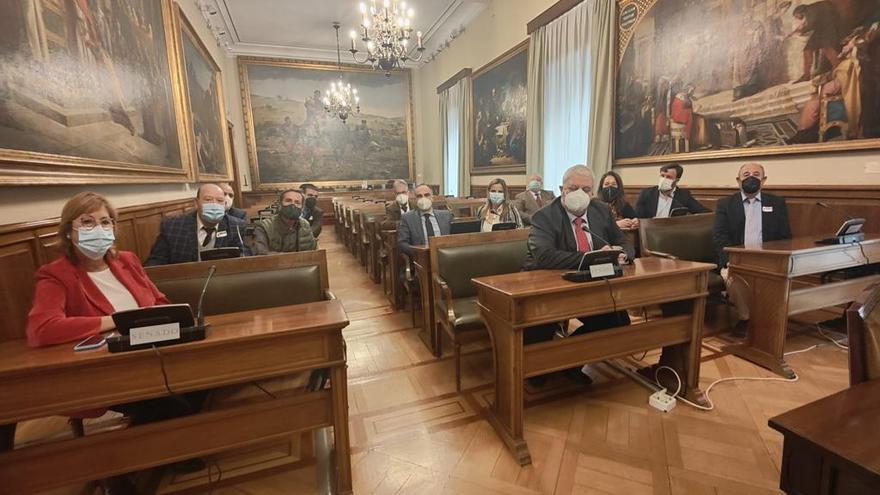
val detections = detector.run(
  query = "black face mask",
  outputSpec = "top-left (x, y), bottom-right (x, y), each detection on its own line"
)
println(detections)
top-left (600, 186), bottom-right (620, 202)
top-left (279, 204), bottom-right (302, 221)
top-left (741, 176), bottom-right (761, 194)
top-left (305, 197), bottom-right (317, 209)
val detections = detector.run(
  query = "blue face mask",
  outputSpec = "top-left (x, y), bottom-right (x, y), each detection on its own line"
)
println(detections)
top-left (77, 227), bottom-right (115, 260)
top-left (488, 192), bottom-right (505, 205)
top-left (201, 202), bottom-right (226, 223)
top-left (528, 181), bottom-right (542, 191)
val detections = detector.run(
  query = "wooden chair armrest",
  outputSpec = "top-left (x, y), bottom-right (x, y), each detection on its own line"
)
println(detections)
top-left (433, 274), bottom-right (456, 326)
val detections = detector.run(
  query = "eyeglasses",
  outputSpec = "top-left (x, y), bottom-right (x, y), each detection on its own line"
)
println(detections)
top-left (76, 217), bottom-right (115, 231)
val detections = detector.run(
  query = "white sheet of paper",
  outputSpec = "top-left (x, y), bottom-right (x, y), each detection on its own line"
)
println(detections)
top-left (129, 322), bottom-right (181, 346)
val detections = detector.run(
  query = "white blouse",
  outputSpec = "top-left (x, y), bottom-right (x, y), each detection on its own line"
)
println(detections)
top-left (87, 268), bottom-right (139, 312)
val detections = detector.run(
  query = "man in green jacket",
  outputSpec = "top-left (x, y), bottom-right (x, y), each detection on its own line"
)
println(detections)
top-left (254, 189), bottom-right (317, 254)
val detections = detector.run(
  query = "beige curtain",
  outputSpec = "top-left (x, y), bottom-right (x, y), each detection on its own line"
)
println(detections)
top-left (526, 35), bottom-right (544, 178)
top-left (439, 77), bottom-right (472, 196)
top-left (526, 0), bottom-right (617, 190)
top-left (585, 0), bottom-right (616, 177)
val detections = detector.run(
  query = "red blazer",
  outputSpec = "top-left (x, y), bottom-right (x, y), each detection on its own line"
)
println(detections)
top-left (27, 251), bottom-right (170, 347)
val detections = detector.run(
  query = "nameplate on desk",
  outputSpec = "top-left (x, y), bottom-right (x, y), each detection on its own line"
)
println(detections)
top-left (589, 263), bottom-right (615, 278)
top-left (129, 322), bottom-right (181, 346)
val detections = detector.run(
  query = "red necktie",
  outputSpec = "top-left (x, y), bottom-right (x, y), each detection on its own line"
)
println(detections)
top-left (574, 217), bottom-right (592, 252)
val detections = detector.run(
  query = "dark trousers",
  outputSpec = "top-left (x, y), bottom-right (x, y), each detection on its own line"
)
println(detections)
top-left (523, 311), bottom-right (631, 345)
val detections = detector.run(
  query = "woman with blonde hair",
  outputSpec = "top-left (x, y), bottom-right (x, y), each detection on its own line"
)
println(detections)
top-left (475, 177), bottom-right (523, 232)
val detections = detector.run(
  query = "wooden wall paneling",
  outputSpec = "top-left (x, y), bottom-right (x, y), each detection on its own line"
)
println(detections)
top-left (0, 232), bottom-right (41, 342)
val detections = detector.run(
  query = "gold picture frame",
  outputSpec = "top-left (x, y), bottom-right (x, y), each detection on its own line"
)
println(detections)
top-left (613, 0), bottom-right (880, 166)
top-left (0, 0), bottom-right (193, 185)
top-left (174, 6), bottom-right (233, 182)
top-left (470, 39), bottom-right (529, 176)
top-left (238, 56), bottom-right (415, 190)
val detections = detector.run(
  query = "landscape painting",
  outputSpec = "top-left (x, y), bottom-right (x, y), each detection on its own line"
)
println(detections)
top-left (615, 0), bottom-right (880, 165)
top-left (0, 0), bottom-right (190, 184)
top-left (178, 8), bottom-right (231, 180)
top-left (471, 41), bottom-right (528, 174)
top-left (239, 57), bottom-right (413, 188)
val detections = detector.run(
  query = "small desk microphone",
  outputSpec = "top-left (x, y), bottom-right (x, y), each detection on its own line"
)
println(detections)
top-left (196, 265), bottom-right (217, 329)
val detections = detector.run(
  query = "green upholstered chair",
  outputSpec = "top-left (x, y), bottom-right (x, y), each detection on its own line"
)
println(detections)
top-left (431, 229), bottom-right (530, 391)
top-left (638, 213), bottom-right (723, 295)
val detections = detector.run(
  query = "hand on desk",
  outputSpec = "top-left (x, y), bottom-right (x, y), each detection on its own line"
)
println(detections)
top-left (601, 244), bottom-right (629, 264)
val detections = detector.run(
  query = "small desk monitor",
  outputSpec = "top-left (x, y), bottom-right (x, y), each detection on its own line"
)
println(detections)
top-left (491, 222), bottom-right (517, 231)
top-left (200, 247), bottom-right (241, 261)
top-left (450, 220), bottom-right (481, 235)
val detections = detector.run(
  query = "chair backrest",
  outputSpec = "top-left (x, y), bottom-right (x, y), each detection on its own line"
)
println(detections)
top-left (431, 229), bottom-right (530, 299)
top-left (639, 213), bottom-right (716, 263)
top-left (146, 251), bottom-right (329, 317)
top-left (846, 283), bottom-right (880, 386)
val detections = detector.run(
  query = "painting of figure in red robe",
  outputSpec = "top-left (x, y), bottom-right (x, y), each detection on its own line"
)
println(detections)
top-left (615, 0), bottom-right (880, 165)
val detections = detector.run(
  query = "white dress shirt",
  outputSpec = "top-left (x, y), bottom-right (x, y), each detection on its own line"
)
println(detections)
top-left (655, 188), bottom-right (676, 218)
top-left (88, 268), bottom-right (139, 312)
top-left (565, 210), bottom-right (593, 251)
top-left (196, 216), bottom-right (217, 251)
top-left (742, 191), bottom-right (763, 247)
top-left (420, 210), bottom-right (442, 244)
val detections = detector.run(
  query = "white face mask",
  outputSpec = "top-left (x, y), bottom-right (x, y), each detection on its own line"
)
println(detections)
top-left (416, 197), bottom-right (432, 211)
top-left (224, 195), bottom-right (233, 210)
top-left (563, 188), bottom-right (590, 216)
top-left (396, 193), bottom-right (409, 205)
top-left (658, 176), bottom-right (675, 192)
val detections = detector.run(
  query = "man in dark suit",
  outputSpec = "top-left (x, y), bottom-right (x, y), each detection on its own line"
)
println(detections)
top-left (384, 179), bottom-right (417, 229)
top-left (714, 162), bottom-right (791, 336)
top-left (635, 163), bottom-right (710, 218)
top-left (397, 183), bottom-right (453, 256)
top-left (513, 174), bottom-right (555, 226)
top-left (219, 182), bottom-right (247, 220)
top-left (300, 183), bottom-right (323, 238)
top-left (145, 184), bottom-right (251, 266)
top-left (523, 164), bottom-right (632, 386)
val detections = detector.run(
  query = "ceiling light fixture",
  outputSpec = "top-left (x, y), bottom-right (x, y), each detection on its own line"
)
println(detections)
top-left (324, 22), bottom-right (360, 123)
top-left (348, 0), bottom-right (425, 76)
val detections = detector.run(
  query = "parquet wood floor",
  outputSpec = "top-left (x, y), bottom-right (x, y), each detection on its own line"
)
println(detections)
top-left (37, 231), bottom-right (850, 494)
top-left (215, 231), bottom-right (850, 495)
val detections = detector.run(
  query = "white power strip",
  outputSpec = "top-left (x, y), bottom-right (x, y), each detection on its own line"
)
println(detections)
top-left (649, 389), bottom-right (677, 412)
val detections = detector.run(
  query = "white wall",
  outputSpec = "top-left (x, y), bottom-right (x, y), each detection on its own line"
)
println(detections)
top-left (412, 0), bottom-right (556, 189)
top-left (0, 0), bottom-right (250, 225)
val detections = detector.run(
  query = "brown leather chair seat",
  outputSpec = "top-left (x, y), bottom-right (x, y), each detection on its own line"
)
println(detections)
top-left (708, 271), bottom-right (724, 294)
top-left (436, 296), bottom-right (482, 332)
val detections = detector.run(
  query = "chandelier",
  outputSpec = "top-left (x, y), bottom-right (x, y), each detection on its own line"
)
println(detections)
top-left (324, 22), bottom-right (360, 123)
top-left (349, 0), bottom-right (425, 75)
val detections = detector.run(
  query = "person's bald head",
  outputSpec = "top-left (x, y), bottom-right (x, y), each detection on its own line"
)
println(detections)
top-left (738, 162), bottom-right (765, 178)
top-left (196, 183), bottom-right (224, 202)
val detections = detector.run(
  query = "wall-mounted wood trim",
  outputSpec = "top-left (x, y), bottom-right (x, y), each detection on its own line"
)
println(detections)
top-left (527, 0), bottom-right (584, 34)
top-left (437, 68), bottom-right (472, 94)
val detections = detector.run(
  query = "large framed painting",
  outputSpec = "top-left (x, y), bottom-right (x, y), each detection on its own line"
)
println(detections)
top-left (0, 0), bottom-right (192, 184)
top-left (615, 0), bottom-right (880, 165)
top-left (175, 6), bottom-right (232, 181)
top-left (238, 57), bottom-right (414, 189)
top-left (471, 40), bottom-right (528, 175)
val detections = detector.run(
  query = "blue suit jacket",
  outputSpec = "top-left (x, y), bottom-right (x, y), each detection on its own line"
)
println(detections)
top-left (397, 209), bottom-right (453, 256)
top-left (145, 210), bottom-right (250, 266)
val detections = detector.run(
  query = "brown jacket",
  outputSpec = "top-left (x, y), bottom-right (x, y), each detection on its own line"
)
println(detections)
top-left (382, 199), bottom-right (417, 229)
top-left (513, 190), bottom-right (555, 226)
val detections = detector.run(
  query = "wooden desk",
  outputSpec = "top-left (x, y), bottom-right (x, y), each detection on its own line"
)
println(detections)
top-left (474, 258), bottom-right (714, 465)
top-left (411, 245), bottom-right (440, 356)
top-left (0, 301), bottom-right (352, 494)
top-left (769, 379), bottom-right (880, 495)
top-left (724, 235), bottom-right (880, 378)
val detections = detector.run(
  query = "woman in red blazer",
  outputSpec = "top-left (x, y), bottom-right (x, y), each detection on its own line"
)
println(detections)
top-left (27, 192), bottom-right (170, 347)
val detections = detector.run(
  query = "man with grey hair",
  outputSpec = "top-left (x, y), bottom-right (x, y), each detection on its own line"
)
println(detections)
top-left (513, 173), bottom-right (555, 225)
top-left (522, 164), bottom-right (633, 386)
top-left (713, 162), bottom-right (791, 337)
top-left (384, 179), bottom-right (417, 229)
